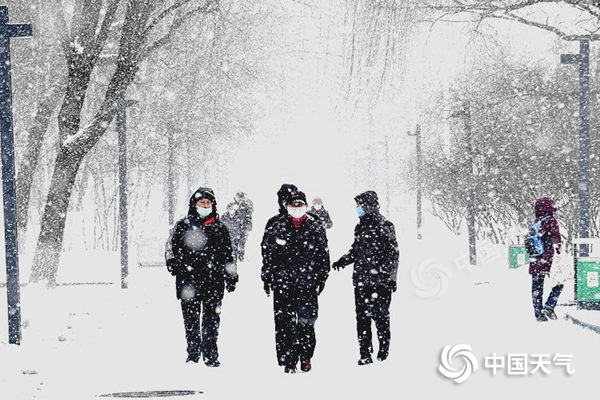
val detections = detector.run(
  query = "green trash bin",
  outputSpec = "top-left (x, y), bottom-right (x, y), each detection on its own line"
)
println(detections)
top-left (576, 260), bottom-right (600, 304)
top-left (508, 245), bottom-right (529, 269)
top-left (573, 238), bottom-right (600, 310)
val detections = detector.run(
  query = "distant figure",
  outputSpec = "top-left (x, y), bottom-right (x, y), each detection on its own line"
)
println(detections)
top-left (332, 190), bottom-right (399, 366)
top-left (527, 197), bottom-right (563, 322)
top-left (223, 192), bottom-right (254, 262)
top-left (165, 187), bottom-right (238, 366)
top-left (309, 197), bottom-right (333, 230)
top-left (261, 190), bottom-right (330, 373)
top-left (221, 202), bottom-right (244, 262)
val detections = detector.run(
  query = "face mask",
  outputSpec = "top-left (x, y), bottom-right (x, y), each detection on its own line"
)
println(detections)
top-left (196, 206), bottom-right (212, 217)
top-left (288, 206), bottom-right (307, 219)
top-left (356, 206), bottom-right (366, 217)
top-left (313, 204), bottom-right (322, 210)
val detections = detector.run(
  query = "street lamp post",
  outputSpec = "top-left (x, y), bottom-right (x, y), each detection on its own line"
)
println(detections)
top-left (561, 39), bottom-right (590, 256)
top-left (407, 125), bottom-right (423, 239)
top-left (117, 99), bottom-right (137, 289)
top-left (167, 126), bottom-right (175, 226)
top-left (451, 103), bottom-right (477, 266)
top-left (0, 7), bottom-right (32, 345)
top-left (384, 135), bottom-right (390, 217)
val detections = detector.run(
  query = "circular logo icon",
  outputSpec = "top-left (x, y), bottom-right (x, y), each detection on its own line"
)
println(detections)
top-left (439, 344), bottom-right (478, 383)
top-left (411, 257), bottom-right (453, 298)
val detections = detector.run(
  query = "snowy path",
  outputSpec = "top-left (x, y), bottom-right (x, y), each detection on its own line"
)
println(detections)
top-left (2, 226), bottom-right (600, 399)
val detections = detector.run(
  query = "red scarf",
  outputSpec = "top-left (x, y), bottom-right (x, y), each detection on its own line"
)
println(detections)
top-left (202, 216), bottom-right (216, 226)
top-left (290, 214), bottom-right (307, 228)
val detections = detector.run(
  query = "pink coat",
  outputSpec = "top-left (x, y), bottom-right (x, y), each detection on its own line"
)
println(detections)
top-left (529, 197), bottom-right (562, 275)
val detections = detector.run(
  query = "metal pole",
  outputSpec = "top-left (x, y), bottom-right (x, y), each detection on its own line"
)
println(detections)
top-left (561, 39), bottom-right (590, 256)
top-left (117, 99), bottom-right (136, 289)
top-left (415, 125), bottom-right (422, 239)
top-left (384, 135), bottom-right (390, 216)
top-left (167, 127), bottom-right (175, 226)
top-left (464, 103), bottom-right (477, 266)
top-left (578, 40), bottom-right (590, 244)
top-left (408, 125), bottom-right (423, 240)
top-left (0, 7), bottom-right (32, 345)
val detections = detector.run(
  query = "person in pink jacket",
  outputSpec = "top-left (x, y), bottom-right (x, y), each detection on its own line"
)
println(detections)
top-left (528, 197), bottom-right (563, 322)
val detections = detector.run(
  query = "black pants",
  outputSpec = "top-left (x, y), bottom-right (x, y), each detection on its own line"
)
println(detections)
top-left (180, 288), bottom-right (223, 362)
top-left (354, 285), bottom-right (392, 358)
top-left (237, 233), bottom-right (248, 261)
top-left (272, 287), bottom-right (319, 366)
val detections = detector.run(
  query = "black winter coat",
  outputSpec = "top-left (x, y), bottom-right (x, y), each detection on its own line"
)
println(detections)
top-left (336, 212), bottom-right (399, 287)
top-left (166, 212), bottom-right (236, 299)
top-left (261, 214), bottom-right (330, 291)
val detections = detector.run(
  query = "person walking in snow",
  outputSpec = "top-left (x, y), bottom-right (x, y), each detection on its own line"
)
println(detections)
top-left (165, 187), bottom-right (238, 366)
top-left (220, 202), bottom-right (244, 262)
top-left (261, 190), bottom-right (330, 373)
top-left (261, 183), bottom-right (299, 297)
top-left (527, 197), bottom-right (563, 322)
top-left (222, 192), bottom-right (254, 262)
top-left (309, 197), bottom-right (333, 230)
top-left (332, 190), bottom-right (399, 365)
top-left (233, 192), bottom-right (253, 261)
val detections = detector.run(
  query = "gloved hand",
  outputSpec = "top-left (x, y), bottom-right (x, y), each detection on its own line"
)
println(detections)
top-left (166, 259), bottom-right (182, 276)
top-left (263, 281), bottom-right (271, 297)
top-left (317, 282), bottom-right (325, 295)
top-left (388, 280), bottom-right (397, 293)
top-left (332, 260), bottom-right (344, 271)
top-left (226, 281), bottom-right (236, 293)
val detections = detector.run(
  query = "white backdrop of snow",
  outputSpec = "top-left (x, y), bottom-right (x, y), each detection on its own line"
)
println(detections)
top-left (1, 201), bottom-right (599, 400)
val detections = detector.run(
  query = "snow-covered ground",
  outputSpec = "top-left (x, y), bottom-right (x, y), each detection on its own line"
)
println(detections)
top-left (1, 209), bottom-right (599, 400)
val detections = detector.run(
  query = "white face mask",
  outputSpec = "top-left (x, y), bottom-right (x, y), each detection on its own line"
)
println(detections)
top-left (287, 206), bottom-right (307, 219)
top-left (196, 206), bottom-right (212, 217)
top-left (313, 204), bottom-right (322, 210)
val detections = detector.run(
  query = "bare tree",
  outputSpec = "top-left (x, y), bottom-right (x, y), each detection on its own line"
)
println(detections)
top-left (420, 0), bottom-right (600, 40)
top-left (418, 51), bottom-right (600, 244)
top-left (29, 0), bottom-right (221, 285)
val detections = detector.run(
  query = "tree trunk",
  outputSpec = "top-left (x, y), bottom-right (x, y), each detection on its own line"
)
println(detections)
top-left (16, 80), bottom-right (64, 238)
top-left (29, 148), bottom-right (84, 286)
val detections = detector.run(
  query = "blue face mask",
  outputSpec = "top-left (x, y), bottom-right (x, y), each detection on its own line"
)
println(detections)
top-left (196, 207), bottom-right (212, 217)
top-left (356, 206), bottom-right (365, 217)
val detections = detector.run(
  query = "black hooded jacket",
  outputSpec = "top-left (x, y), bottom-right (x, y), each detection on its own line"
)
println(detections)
top-left (261, 213), bottom-right (330, 292)
top-left (335, 191), bottom-right (399, 287)
top-left (165, 187), bottom-right (237, 299)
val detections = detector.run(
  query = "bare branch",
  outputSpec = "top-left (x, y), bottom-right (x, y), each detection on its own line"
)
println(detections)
top-left (94, 0), bottom-right (121, 54)
top-left (142, 5), bottom-right (210, 58)
top-left (495, 11), bottom-right (600, 40)
top-left (144, 0), bottom-right (201, 36)
top-left (420, 0), bottom-right (600, 40)
top-left (142, 3), bottom-right (216, 57)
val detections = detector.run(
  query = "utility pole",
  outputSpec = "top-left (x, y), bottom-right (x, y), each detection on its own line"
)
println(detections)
top-left (384, 135), bottom-right (390, 217)
top-left (451, 103), bottom-right (477, 266)
top-left (117, 99), bottom-right (136, 289)
top-left (0, 7), bottom-right (32, 345)
top-left (167, 126), bottom-right (175, 226)
top-left (407, 125), bottom-right (423, 239)
top-left (561, 39), bottom-right (590, 256)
